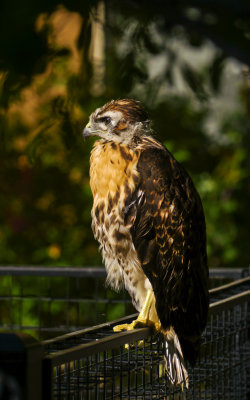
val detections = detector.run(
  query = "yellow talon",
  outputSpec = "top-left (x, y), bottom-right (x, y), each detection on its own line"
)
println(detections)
top-left (113, 289), bottom-right (161, 334)
top-left (113, 321), bottom-right (137, 332)
top-left (113, 288), bottom-right (161, 353)
top-left (113, 318), bottom-right (161, 333)
top-left (113, 319), bottom-right (157, 333)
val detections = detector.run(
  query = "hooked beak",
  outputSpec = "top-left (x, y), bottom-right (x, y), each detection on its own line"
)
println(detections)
top-left (82, 121), bottom-right (104, 139)
top-left (82, 121), bottom-right (93, 138)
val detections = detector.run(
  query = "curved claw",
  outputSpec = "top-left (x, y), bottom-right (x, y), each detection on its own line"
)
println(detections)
top-left (113, 320), bottom-right (137, 332)
top-left (113, 316), bottom-right (161, 351)
top-left (113, 318), bottom-right (161, 333)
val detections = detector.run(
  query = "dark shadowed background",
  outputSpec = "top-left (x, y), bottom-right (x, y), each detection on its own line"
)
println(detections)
top-left (0, 0), bottom-right (250, 270)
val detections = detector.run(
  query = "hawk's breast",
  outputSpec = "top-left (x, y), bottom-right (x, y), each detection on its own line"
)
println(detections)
top-left (89, 140), bottom-right (146, 307)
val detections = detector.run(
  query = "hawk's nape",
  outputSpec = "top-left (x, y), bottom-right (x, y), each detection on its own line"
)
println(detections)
top-left (83, 98), bottom-right (209, 389)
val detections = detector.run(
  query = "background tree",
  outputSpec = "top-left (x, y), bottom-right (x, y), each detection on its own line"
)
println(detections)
top-left (0, 0), bottom-right (249, 269)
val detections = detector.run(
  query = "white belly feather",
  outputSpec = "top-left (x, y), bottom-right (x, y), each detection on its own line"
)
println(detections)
top-left (90, 140), bottom-right (149, 311)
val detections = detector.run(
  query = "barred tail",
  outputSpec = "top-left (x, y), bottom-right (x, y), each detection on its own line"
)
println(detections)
top-left (163, 329), bottom-right (189, 390)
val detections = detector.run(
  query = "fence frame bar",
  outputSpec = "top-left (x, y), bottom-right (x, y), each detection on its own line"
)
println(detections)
top-left (43, 287), bottom-right (250, 366)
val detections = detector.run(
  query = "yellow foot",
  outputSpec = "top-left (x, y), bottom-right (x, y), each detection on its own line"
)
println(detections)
top-left (113, 318), bottom-right (161, 333)
top-left (113, 320), bottom-right (138, 332)
top-left (113, 317), bottom-right (161, 350)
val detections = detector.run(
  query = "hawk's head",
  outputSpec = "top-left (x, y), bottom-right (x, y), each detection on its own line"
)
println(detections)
top-left (83, 99), bottom-right (150, 145)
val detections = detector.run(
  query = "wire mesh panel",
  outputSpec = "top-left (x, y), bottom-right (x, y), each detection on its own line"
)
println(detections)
top-left (0, 267), bottom-right (133, 339)
top-left (43, 278), bottom-right (250, 400)
top-left (52, 339), bottom-right (163, 399)
top-left (193, 294), bottom-right (250, 400)
top-left (0, 266), bottom-right (247, 340)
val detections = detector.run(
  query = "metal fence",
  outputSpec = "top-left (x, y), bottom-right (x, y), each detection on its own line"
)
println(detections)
top-left (0, 265), bottom-right (247, 340)
top-left (41, 276), bottom-right (250, 400)
top-left (0, 267), bottom-right (250, 399)
top-left (0, 266), bottom-right (133, 339)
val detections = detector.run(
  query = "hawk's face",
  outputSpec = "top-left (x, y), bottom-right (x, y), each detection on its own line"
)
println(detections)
top-left (83, 99), bottom-right (150, 145)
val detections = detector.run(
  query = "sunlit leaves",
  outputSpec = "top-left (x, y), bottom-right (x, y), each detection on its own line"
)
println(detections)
top-left (0, 1), bottom-right (250, 272)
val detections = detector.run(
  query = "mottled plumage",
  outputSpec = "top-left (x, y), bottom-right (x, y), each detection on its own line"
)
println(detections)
top-left (83, 99), bottom-right (209, 388)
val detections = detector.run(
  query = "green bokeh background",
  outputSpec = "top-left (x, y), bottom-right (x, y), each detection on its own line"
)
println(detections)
top-left (1, 0), bottom-right (250, 270)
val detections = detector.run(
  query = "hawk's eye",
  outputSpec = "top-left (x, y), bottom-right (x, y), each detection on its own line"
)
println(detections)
top-left (97, 116), bottom-right (111, 124)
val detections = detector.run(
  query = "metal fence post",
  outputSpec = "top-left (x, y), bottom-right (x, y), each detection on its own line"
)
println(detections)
top-left (0, 332), bottom-right (43, 400)
top-left (42, 357), bottom-right (52, 400)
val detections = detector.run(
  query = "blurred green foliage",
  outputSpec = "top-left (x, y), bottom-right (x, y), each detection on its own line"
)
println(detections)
top-left (0, 273), bottom-right (135, 339)
top-left (0, 0), bottom-right (250, 273)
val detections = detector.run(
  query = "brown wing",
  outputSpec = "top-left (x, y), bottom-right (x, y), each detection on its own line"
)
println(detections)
top-left (125, 145), bottom-right (209, 365)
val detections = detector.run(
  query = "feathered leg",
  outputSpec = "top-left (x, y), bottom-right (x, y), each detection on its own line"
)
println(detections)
top-left (163, 327), bottom-right (189, 390)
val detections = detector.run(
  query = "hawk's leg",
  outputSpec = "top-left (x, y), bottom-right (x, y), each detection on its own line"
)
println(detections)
top-left (113, 289), bottom-right (161, 333)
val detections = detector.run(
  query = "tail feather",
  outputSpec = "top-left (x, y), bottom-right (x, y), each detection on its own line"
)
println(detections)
top-left (163, 330), bottom-right (189, 390)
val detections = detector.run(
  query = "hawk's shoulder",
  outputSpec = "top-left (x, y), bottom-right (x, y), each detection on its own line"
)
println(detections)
top-left (137, 139), bottom-right (196, 203)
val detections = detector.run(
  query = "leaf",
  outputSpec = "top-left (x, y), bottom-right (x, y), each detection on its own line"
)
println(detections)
top-left (209, 52), bottom-right (226, 93)
top-left (143, 30), bottom-right (162, 55)
top-left (181, 62), bottom-right (208, 101)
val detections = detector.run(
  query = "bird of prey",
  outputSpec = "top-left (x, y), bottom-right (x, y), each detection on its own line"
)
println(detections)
top-left (83, 99), bottom-right (209, 388)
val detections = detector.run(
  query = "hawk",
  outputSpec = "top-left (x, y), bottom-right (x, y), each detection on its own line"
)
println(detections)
top-left (83, 99), bottom-right (209, 388)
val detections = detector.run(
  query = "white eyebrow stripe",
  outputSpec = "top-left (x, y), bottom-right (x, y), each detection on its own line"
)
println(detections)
top-left (100, 110), bottom-right (123, 126)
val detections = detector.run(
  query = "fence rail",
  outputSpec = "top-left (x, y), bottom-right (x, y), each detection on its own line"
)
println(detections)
top-left (0, 265), bottom-right (247, 278)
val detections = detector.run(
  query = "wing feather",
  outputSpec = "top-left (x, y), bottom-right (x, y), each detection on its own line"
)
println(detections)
top-left (125, 144), bottom-right (209, 365)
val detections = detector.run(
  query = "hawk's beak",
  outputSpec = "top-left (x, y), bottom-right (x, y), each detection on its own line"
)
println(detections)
top-left (82, 121), bottom-right (93, 138)
top-left (82, 121), bottom-right (103, 138)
